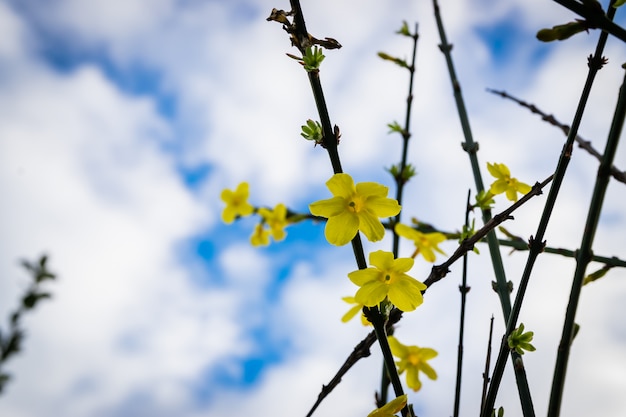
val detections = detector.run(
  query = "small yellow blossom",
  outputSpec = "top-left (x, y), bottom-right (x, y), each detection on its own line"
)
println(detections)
top-left (348, 250), bottom-right (426, 312)
top-left (341, 296), bottom-right (371, 326)
top-left (258, 203), bottom-right (289, 241)
top-left (221, 182), bottom-right (254, 224)
top-left (388, 336), bottom-right (438, 392)
top-left (367, 394), bottom-right (408, 417)
top-left (487, 162), bottom-right (532, 202)
top-left (250, 223), bottom-right (270, 247)
top-left (309, 173), bottom-right (401, 246)
top-left (395, 223), bottom-right (446, 263)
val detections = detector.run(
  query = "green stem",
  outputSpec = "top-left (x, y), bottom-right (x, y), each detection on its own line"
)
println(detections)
top-left (432, 0), bottom-right (534, 414)
top-left (286, 2), bottom-right (408, 415)
top-left (548, 64), bottom-right (626, 417)
top-left (481, 7), bottom-right (615, 415)
top-left (392, 23), bottom-right (420, 257)
top-left (367, 307), bottom-right (414, 417)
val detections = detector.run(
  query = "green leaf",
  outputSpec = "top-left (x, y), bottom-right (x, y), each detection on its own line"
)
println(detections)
top-left (302, 46), bottom-right (325, 72)
top-left (396, 21), bottom-right (412, 37)
top-left (300, 119), bottom-right (323, 144)
top-left (614, 0), bottom-right (626, 7)
top-left (377, 52), bottom-right (410, 69)
top-left (508, 323), bottom-right (536, 355)
top-left (583, 265), bottom-right (612, 285)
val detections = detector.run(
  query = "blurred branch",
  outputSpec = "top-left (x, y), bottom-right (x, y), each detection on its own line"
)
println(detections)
top-left (0, 255), bottom-right (56, 395)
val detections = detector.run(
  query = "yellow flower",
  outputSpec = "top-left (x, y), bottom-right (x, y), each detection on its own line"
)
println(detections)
top-left (258, 203), bottom-right (288, 241)
top-left (487, 162), bottom-right (531, 202)
top-left (309, 173), bottom-right (401, 246)
top-left (388, 336), bottom-right (438, 392)
top-left (221, 182), bottom-right (254, 224)
top-left (341, 296), bottom-right (371, 326)
top-left (348, 250), bottom-right (426, 312)
top-left (367, 394), bottom-right (408, 417)
top-left (395, 223), bottom-right (446, 263)
top-left (250, 223), bottom-right (270, 246)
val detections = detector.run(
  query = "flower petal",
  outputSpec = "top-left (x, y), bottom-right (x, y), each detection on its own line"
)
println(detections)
top-left (388, 336), bottom-right (408, 358)
top-left (356, 181), bottom-right (388, 198)
top-left (355, 281), bottom-right (388, 307)
top-left (325, 211), bottom-right (359, 246)
top-left (406, 367), bottom-right (423, 391)
top-left (341, 304), bottom-right (362, 323)
top-left (366, 196), bottom-right (401, 217)
top-left (419, 347), bottom-right (439, 360)
top-left (516, 181), bottom-right (532, 194)
top-left (369, 250), bottom-right (395, 270)
top-left (348, 268), bottom-right (381, 286)
top-left (391, 257), bottom-right (414, 273)
top-left (221, 206), bottom-right (236, 224)
top-left (326, 173), bottom-right (355, 198)
top-left (309, 196), bottom-right (346, 218)
top-left (420, 361), bottom-right (438, 380)
top-left (387, 276), bottom-right (425, 311)
top-left (358, 210), bottom-right (386, 242)
top-left (395, 223), bottom-right (419, 240)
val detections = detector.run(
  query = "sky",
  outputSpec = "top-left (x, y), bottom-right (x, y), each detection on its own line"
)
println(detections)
top-left (0, 1), bottom-right (625, 417)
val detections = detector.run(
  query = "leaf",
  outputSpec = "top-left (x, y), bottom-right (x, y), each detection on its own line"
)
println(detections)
top-left (396, 21), bottom-right (412, 37)
top-left (583, 265), bottom-right (612, 285)
top-left (377, 52), bottom-right (410, 69)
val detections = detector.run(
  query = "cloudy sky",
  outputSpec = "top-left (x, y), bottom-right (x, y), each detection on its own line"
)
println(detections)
top-left (1, 1), bottom-right (625, 416)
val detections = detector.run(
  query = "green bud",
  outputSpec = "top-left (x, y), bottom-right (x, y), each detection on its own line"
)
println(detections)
top-left (300, 119), bottom-right (323, 144)
top-left (508, 323), bottom-right (537, 355)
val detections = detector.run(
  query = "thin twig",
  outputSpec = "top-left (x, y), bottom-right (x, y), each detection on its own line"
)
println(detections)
top-left (487, 88), bottom-right (626, 185)
top-left (423, 174), bottom-right (553, 288)
top-left (479, 316), bottom-right (495, 417)
top-left (305, 309), bottom-right (403, 417)
top-left (392, 22), bottom-right (420, 258)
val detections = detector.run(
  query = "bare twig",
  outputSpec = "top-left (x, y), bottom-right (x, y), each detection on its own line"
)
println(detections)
top-left (487, 88), bottom-right (626, 185)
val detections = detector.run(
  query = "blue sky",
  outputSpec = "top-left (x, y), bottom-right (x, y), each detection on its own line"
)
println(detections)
top-left (1, 1), bottom-right (625, 416)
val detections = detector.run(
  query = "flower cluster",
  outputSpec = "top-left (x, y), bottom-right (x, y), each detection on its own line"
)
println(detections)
top-left (220, 183), bottom-right (290, 246)
top-left (223, 172), bottom-right (441, 395)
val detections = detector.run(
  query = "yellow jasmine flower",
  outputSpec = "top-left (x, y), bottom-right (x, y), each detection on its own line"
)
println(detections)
top-left (341, 296), bottom-right (371, 326)
top-left (309, 173), bottom-right (401, 246)
top-left (388, 336), bottom-right (438, 392)
top-left (221, 182), bottom-right (254, 224)
top-left (487, 162), bottom-right (532, 202)
top-left (258, 203), bottom-right (289, 241)
top-left (348, 250), bottom-right (426, 312)
top-left (250, 223), bottom-right (270, 247)
top-left (367, 394), bottom-right (408, 417)
top-left (395, 223), bottom-right (446, 263)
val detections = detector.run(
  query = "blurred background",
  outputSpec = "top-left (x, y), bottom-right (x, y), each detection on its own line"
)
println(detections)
top-left (1, 0), bottom-right (625, 416)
